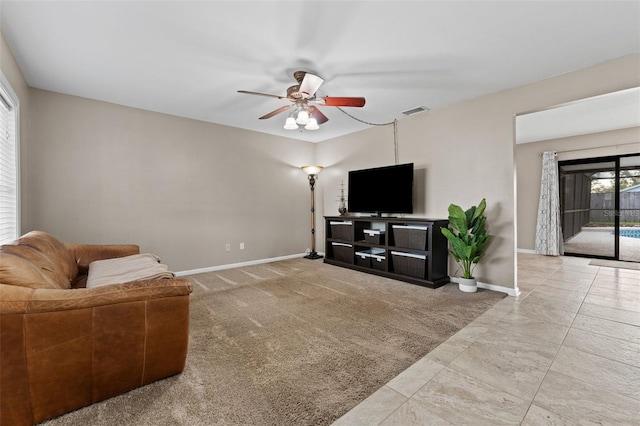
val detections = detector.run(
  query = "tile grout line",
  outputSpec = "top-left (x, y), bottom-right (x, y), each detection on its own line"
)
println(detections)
top-left (521, 259), bottom-right (599, 424)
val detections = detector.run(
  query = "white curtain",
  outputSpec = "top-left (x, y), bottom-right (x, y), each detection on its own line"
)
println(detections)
top-left (535, 151), bottom-right (564, 255)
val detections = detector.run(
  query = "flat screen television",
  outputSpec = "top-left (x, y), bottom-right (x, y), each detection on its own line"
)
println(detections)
top-left (347, 163), bottom-right (414, 216)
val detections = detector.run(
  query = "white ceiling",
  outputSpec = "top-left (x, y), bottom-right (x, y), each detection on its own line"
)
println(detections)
top-left (516, 87), bottom-right (640, 144)
top-left (1, 1), bottom-right (639, 143)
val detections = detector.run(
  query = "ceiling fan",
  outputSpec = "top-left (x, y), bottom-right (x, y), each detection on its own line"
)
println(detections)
top-left (238, 71), bottom-right (366, 130)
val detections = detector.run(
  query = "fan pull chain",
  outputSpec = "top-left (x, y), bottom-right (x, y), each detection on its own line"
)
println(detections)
top-left (336, 107), bottom-right (400, 164)
top-left (335, 106), bottom-right (395, 126)
top-left (393, 119), bottom-right (399, 165)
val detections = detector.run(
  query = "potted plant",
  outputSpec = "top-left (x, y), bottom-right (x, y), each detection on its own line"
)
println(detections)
top-left (441, 198), bottom-right (492, 292)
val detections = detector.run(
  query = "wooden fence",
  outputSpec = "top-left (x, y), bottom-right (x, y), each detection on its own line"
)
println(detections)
top-left (590, 192), bottom-right (640, 224)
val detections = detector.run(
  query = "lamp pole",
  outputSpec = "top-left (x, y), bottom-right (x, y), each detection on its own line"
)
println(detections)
top-left (301, 166), bottom-right (323, 259)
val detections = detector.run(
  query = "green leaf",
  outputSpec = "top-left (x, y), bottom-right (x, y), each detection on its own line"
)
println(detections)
top-left (441, 227), bottom-right (456, 243)
top-left (472, 198), bottom-right (487, 221)
top-left (471, 215), bottom-right (486, 234)
top-left (447, 204), bottom-right (468, 235)
top-left (465, 206), bottom-right (476, 227)
top-left (448, 249), bottom-right (461, 262)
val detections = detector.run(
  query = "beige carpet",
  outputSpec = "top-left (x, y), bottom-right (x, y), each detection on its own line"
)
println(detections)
top-left (43, 258), bottom-right (505, 426)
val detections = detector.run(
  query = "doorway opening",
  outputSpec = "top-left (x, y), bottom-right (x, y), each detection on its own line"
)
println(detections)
top-left (559, 154), bottom-right (640, 262)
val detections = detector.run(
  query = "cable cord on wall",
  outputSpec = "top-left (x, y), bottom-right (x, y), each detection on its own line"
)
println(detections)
top-left (393, 119), bottom-right (399, 164)
top-left (335, 107), bottom-right (400, 164)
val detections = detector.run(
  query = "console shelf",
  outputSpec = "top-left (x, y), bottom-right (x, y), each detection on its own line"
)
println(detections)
top-left (324, 216), bottom-right (449, 288)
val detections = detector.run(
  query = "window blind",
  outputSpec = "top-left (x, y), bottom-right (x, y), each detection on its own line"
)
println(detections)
top-left (0, 86), bottom-right (17, 244)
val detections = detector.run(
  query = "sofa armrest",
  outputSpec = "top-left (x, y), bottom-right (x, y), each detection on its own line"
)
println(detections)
top-left (64, 244), bottom-right (140, 275)
top-left (1, 279), bottom-right (192, 425)
top-left (1, 278), bottom-right (192, 315)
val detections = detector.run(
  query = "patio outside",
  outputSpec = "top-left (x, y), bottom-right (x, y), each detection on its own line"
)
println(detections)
top-left (563, 165), bottom-right (640, 262)
top-left (563, 226), bottom-right (640, 261)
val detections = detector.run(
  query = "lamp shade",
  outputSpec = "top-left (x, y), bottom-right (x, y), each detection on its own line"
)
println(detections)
top-left (304, 118), bottom-right (319, 130)
top-left (284, 116), bottom-right (298, 129)
top-left (301, 165), bottom-right (323, 175)
top-left (296, 110), bottom-right (310, 125)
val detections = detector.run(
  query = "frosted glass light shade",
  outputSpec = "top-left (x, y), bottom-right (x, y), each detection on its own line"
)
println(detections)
top-left (301, 165), bottom-right (323, 175)
top-left (296, 110), bottom-right (310, 125)
top-left (305, 118), bottom-right (319, 130)
top-left (284, 116), bottom-right (298, 129)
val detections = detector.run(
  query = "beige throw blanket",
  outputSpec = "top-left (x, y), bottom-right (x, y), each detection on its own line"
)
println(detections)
top-left (86, 253), bottom-right (175, 288)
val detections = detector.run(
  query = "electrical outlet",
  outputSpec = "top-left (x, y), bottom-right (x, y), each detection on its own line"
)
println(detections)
top-left (225, 243), bottom-right (231, 252)
top-left (240, 242), bottom-right (245, 250)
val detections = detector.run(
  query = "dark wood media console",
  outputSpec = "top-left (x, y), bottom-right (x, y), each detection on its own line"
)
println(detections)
top-left (324, 216), bottom-right (450, 288)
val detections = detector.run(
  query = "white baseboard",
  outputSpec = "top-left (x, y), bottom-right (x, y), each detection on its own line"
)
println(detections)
top-left (517, 248), bottom-right (537, 254)
top-left (177, 255), bottom-right (520, 297)
top-left (175, 252), bottom-right (322, 276)
top-left (449, 277), bottom-right (520, 297)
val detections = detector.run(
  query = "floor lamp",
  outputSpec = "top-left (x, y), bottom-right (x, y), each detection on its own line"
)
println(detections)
top-left (301, 165), bottom-right (323, 260)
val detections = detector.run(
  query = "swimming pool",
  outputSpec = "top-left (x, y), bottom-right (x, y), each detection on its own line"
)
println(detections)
top-left (618, 229), bottom-right (640, 239)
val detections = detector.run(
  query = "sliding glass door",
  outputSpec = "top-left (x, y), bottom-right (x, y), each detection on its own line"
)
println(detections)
top-left (619, 155), bottom-right (640, 262)
top-left (560, 159), bottom-right (616, 258)
top-left (559, 154), bottom-right (640, 262)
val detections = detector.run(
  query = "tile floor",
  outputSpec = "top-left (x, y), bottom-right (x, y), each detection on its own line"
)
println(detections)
top-left (563, 227), bottom-right (640, 261)
top-left (332, 253), bottom-right (640, 425)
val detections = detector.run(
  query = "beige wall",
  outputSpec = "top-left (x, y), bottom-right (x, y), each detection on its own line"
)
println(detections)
top-left (317, 94), bottom-right (517, 288)
top-left (27, 89), bottom-right (315, 271)
top-left (318, 54), bottom-right (640, 290)
top-left (516, 128), bottom-right (640, 251)
top-left (3, 22), bottom-right (639, 285)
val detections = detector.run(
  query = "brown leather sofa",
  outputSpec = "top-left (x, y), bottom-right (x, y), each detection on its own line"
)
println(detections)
top-left (0, 231), bottom-right (193, 425)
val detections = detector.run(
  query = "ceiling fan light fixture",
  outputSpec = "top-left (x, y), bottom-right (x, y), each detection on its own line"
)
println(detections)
top-left (238, 70), bottom-right (366, 132)
top-left (284, 116), bottom-right (298, 130)
top-left (305, 118), bottom-right (319, 130)
top-left (296, 109), bottom-right (310, 125)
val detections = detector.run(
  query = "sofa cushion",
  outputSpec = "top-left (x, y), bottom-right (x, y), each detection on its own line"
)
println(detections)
top-left (18, 231), bottom-right (78, 280)
top-left (0, 231), bottom-right (78, 289)
top-left (0, 251), bottom-right (61, 289)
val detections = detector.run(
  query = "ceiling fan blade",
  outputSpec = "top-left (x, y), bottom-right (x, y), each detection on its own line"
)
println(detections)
top-left (308, 106), bottom-right (329, 124)
top-left (299, 73), bottom-right (324, 98)
top-left (321, 96), bottom-right (366, 107)
top-left (238, 90), bottom-right (287, 100)
top-left (258, 104), bottom-right (293, 120)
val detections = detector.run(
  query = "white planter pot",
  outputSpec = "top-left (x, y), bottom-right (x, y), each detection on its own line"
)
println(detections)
top-left (458, 277), bottom-right (478, 293)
